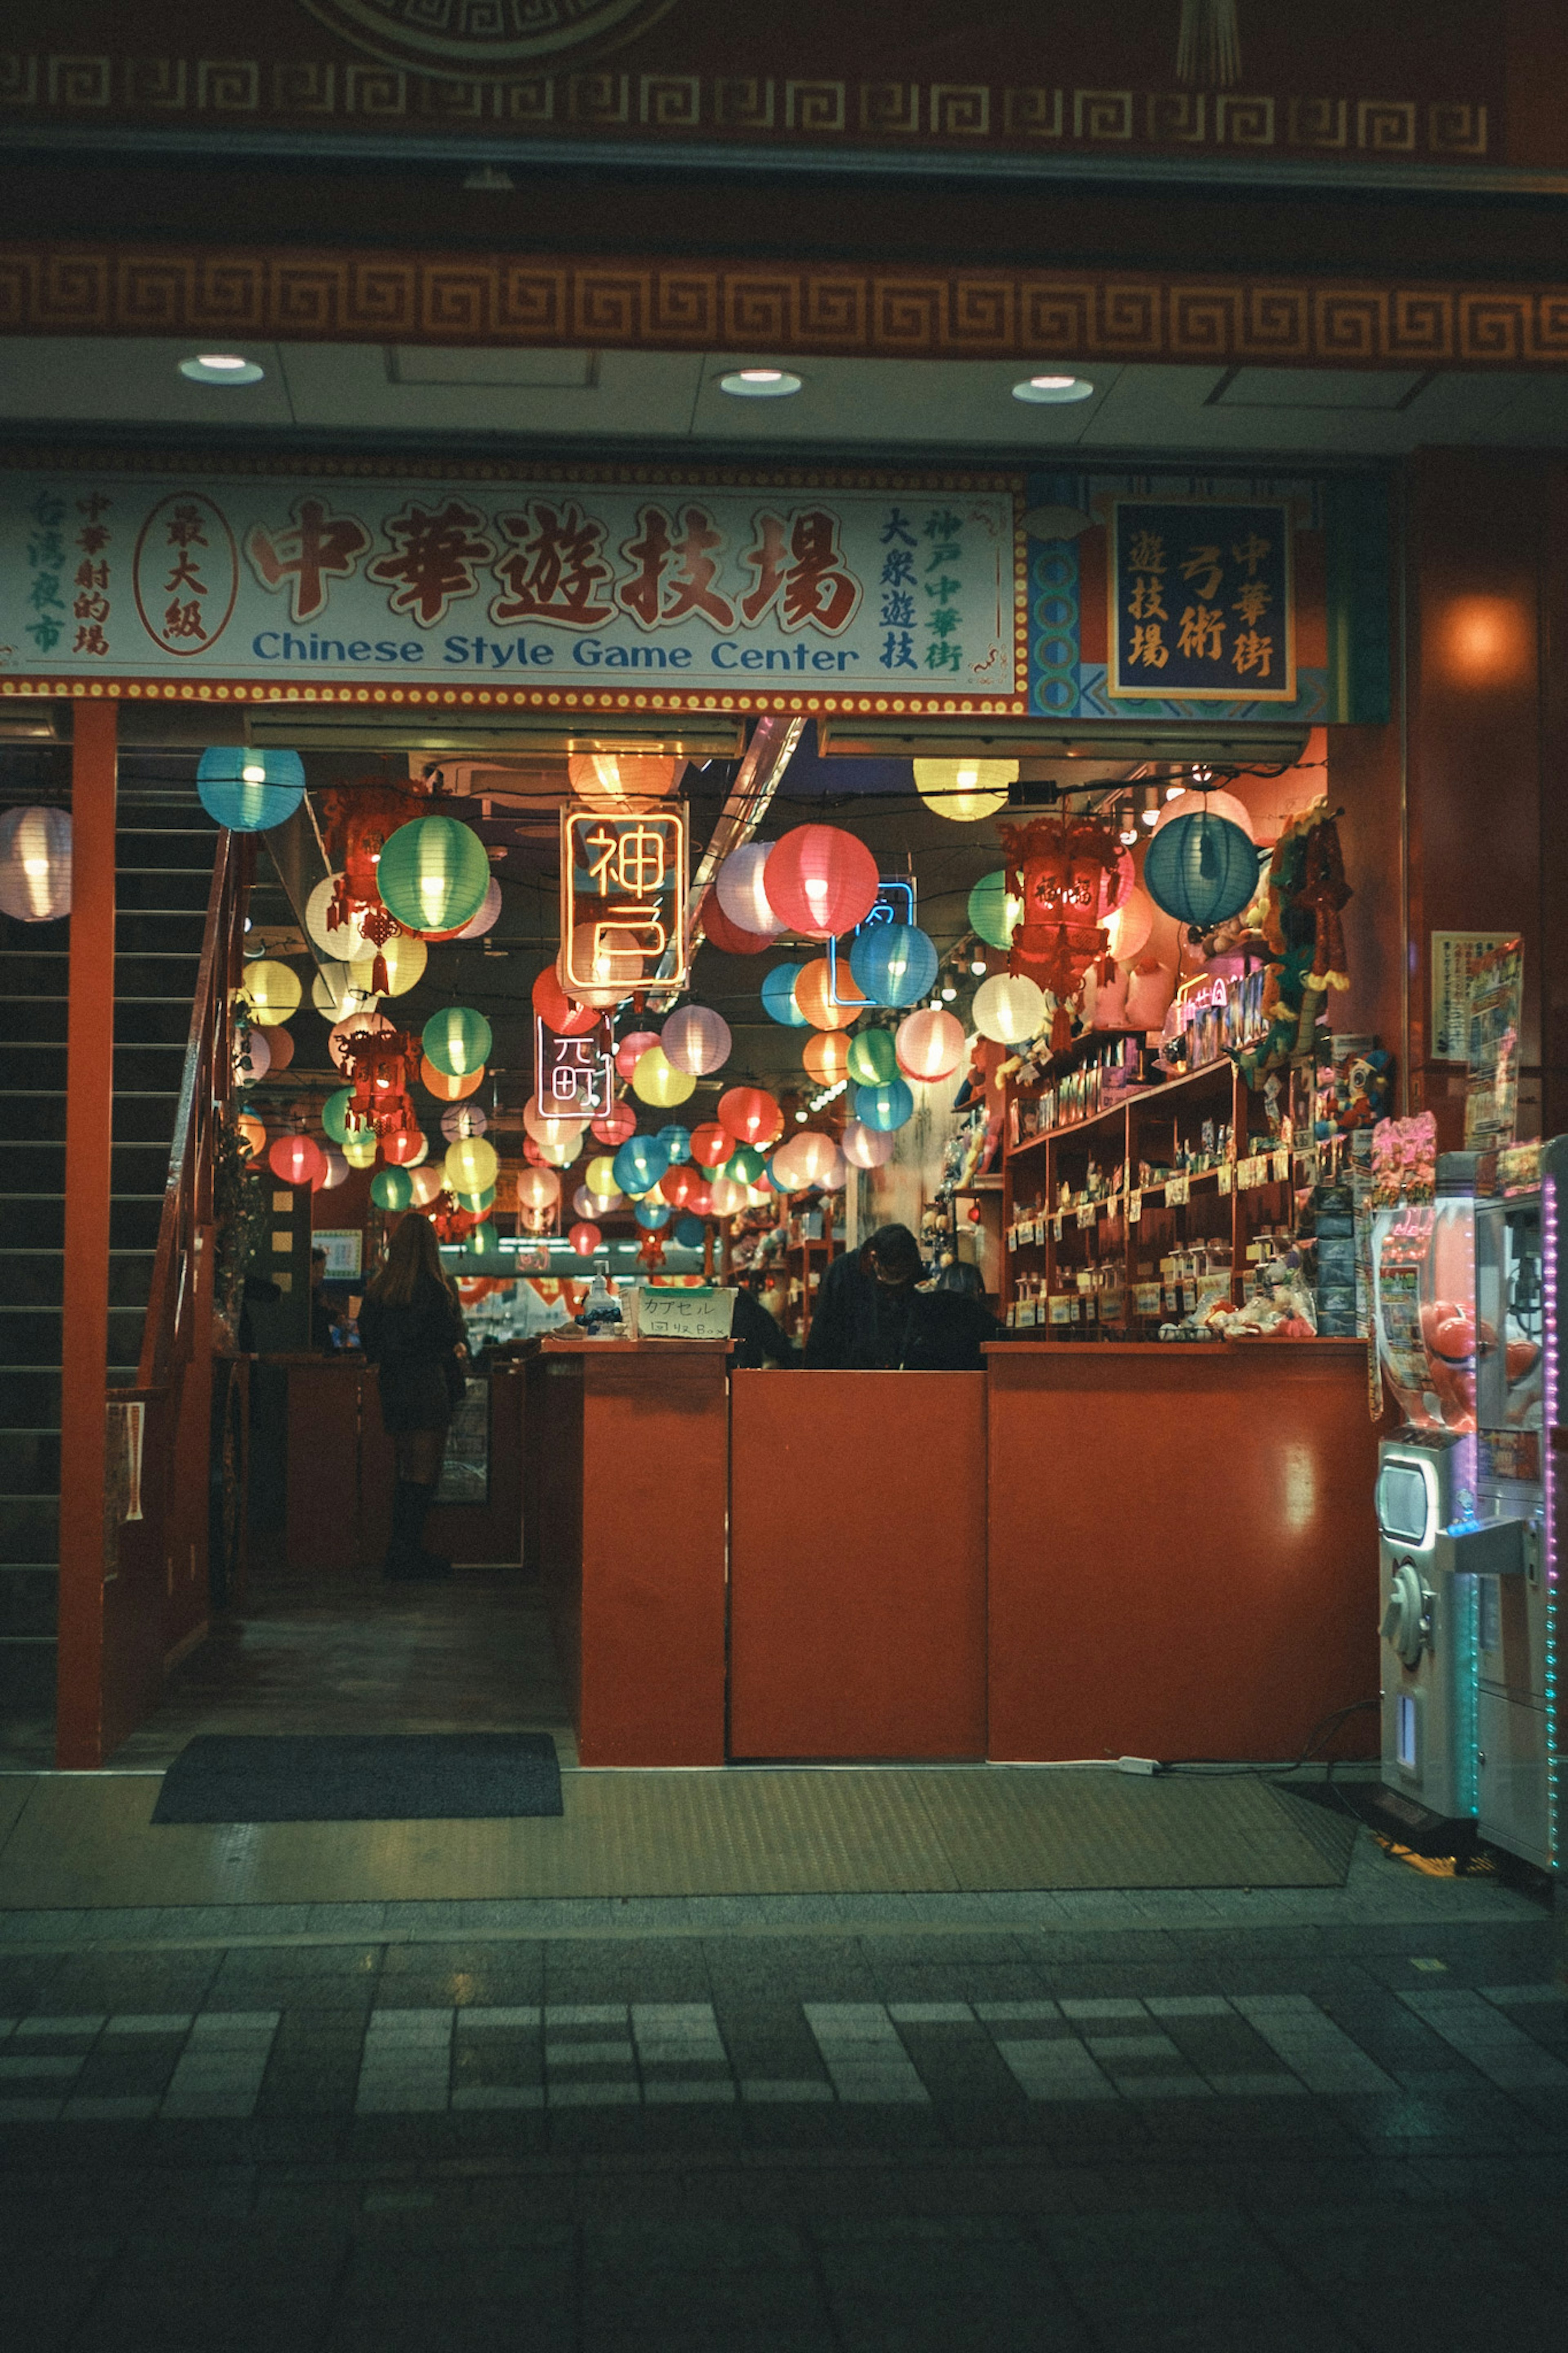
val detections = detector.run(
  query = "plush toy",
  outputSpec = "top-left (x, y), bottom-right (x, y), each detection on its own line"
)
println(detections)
top-left (1335, 1047), bottom-right (1392, 1132)
top-left (1235, 800), bottom-right (1352, 1085)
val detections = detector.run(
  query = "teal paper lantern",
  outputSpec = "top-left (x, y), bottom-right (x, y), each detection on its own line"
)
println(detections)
top-left (1143, 810), bottom-right (1260, 931)
top-left (854, 1077), bottom-right (915, 1133)
top-left (967, 870), bottom-right (1018, 952)
top-left (725, 1146), bottom-right (766, 1186)
top-left (422, 1005), bottom-right (492, 1078)
top-left (762, 964), bottom-right (810, 1028)
top-left (846, 1028), bottom-right (898, 1087)
top-left (370, 1167), bottom-right (414, 1211)
top-left (849, 923), bottom-right (938, 1009)
top-left (657, 1124), bottom-right (693, 1163)
top-left (197, 747), bottom-right (305, 832)
top-left (377, 814), bottom-right (491, 935)
top-left (466, 1223), bottom-right (501, 1264)
top-left (674, 1213), bottom-right (706, 1249)
top-left (613, 1133), bottom-right (670, 1196)
top-left (635, 1198), bottom-right (673, 1230)
top-left (322, 1085), bottom-right (354, 1144)
top-left (454, 1185), bottom-right (496, 1212)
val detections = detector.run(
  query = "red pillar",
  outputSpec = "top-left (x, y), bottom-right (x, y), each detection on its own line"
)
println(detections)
top-left (55, 699), bottom-right (118, 1769)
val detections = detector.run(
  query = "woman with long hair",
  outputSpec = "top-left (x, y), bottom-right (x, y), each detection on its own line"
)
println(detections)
top-left (357, 1212), bottom-right (468, 1580)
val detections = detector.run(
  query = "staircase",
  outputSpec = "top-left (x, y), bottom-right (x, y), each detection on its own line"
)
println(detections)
top-left (0, 785), bottom-right (218, 1763)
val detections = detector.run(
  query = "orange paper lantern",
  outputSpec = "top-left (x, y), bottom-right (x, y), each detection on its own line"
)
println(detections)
top-left (420, 1057), bottom-right (483, 1101)
top-left (802, 1031), bottom-right (851, 1086)
top-left (793, 956), bottom-right (864, 1033)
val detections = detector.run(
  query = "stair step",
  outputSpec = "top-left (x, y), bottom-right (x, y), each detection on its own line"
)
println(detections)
top-left (0, 1571), bottom-right (60, 1638)
top-left (0, 1140), bottom-right (176, 1191)
top-left (116, 914), bottom-right (206, 957)
top-left (117, 872), bottom-right (213, 914)
top-left (0, 1371), bottom-right (60, 1424)
top-left (0, 1434), bottom-right (60, 1491)
top-left (114, 1000), bottom-right (199, 1046)
top-left (0, 1254), bottom-right (154, 1310)
top-left (0, 1304), bottom-right (149, 1365)
top-left (0, 1499), bottom-right (57, 1569)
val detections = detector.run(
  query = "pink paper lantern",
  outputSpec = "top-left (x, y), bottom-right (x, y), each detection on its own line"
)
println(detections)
top-left (842, 1119), bottom-right (895, 1169)
top-left (568, 1221), bottom-right (603, 1257)
top-left (615, 1029), bottom-right (659, 1081)
top-left (591, 1101), bottom-right (637, 1148)
top-left (268, 1133), bottom-right (326, 1188)
top-left (762, 825), bottom-right (880, 940)
top-left (894, 1007), bottom-right (964, 1082)
top-left (662, 1004), bottom-right (732, 1077)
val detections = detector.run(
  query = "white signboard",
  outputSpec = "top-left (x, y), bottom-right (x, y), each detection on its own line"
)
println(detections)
top-left (0, 462), bottom-right (1025, 716)
top-left (625, 1285), bottom-right (736, 1342)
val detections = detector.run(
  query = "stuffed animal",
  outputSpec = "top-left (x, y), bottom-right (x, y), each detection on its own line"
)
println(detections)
top-left (1335, 1047), bottom-right (1392, 1132)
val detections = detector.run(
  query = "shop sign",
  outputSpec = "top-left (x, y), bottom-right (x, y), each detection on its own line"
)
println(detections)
top-left (0, 463), bottom-right (1025, 716)
top-left (1107, 500), bottom-right (1294, 703)
top-left (534, 1016), bottom-right (614, 1119)
top-left (560, 804), bottom-right (689, 996)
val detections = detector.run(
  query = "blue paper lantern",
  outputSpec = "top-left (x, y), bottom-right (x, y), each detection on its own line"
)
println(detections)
top-left (635, 1198), bottom-right (673, 1230)
top-left (674, 1214), bottom-right (706, 1249)
top-left (849, 922), bottom-right (938, 1009)
top-left (657, 1124), bottom-right (693, 1164)
top-left (197, 746), bottom-right (305, 832)
top-left (853, 1078), bottom-right (915, 1132)
top-left (1142, 810), bottom-right (1260, 931)
top-left (762, 963), bottom-right (810, 1028)
top-left (613, 1133), bottom-right (670, 1196)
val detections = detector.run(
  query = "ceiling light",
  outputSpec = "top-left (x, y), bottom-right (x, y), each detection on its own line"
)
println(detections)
top-left (180, 352), bottom-right (265, 385)
top-left (1011, 375), bottom-right (1094, 405)
top-left (969, 958), bottom-right (987, 977)
top-left (941, 986), bottom-right (957, 1002)
top-left (1165, 784), bottom-right (1186, 801)
top-left (1118, 826), bottom-right (1139, 846)
top-left (718, 368), bottom-right (803, 399)
top-left (1140, 807), bottom-right (1160, 827)
top-left (795, 1109), bottom-right (808, 1123)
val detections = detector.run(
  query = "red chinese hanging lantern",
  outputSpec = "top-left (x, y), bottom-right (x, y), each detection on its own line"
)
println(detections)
top-left (1002, 816), bottom-right (1129, 1051)
top-left (316, 780), bottom-right (423, 988)
top-left (762, 825), bottom-right (880, 940)
top-left (690, 1121), bottom-right (731, 1169)
top-left (532, 963), bottom-right (602, 1038)
top-left (341, 1024), bottom-right (421, 1138)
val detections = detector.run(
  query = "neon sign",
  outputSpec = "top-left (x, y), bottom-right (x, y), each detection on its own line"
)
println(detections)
top-left (560, 803), bottom-right (688, 997)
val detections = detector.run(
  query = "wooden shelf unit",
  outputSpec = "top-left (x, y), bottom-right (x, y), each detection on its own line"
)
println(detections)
top-left (1002, 1054), bottom-right (1314, 1339)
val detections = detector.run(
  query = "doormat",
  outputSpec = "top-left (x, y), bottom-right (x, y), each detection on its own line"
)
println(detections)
top-left (151, 1734), bottom-right (563, 1823)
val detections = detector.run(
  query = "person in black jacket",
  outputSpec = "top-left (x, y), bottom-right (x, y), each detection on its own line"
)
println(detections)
top-left (357, 1213), bottom-right (468, 1581)
top-left (729, 1276), bottom-right (796, 1370)
top-left (804, 1223), bottom-right (1005, 1371)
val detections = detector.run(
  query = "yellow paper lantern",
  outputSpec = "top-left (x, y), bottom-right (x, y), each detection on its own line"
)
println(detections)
top-left (312, 960), bottom-right (377, 1022)
top-left (632, 1044), bottom-right (696, 1108)
top-left (586, 1153), bottom-right (620, 1198)
top-left (445, 1135), bottom-right (499, 1196)
top-left (566, 751), bottom-right (678, 811)
top-left (241, 959), bottom-right (302, 1027)
top-left (350, 930), bottom-right (427, 999)
top-left (912, 756), bottom-right (1018, 822)
top-left (341, 1129), bottom-right (377, 1169)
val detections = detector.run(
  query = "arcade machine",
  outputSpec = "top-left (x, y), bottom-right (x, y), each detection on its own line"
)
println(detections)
top-left (1371, 1148), bottom-right (1557, 1873)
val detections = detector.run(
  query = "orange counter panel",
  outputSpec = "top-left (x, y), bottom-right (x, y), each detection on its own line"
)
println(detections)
top-left (986, 1341), bottom-right (1382, 1764)
top-left (730, 1372), bottom-right (987, 1760)
top-left (528, 1339), bottom-right (729, 1768)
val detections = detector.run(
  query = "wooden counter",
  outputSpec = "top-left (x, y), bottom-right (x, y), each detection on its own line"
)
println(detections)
top-left (984, 1339), bottom-right (1383, 1764)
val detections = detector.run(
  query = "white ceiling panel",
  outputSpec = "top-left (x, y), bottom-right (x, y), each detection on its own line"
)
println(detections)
top-left (276, 343), bottom-right (704, 437)
top-left (0, 337), bottom-right (296, 427)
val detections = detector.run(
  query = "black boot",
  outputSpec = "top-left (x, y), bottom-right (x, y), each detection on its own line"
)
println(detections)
top-left (404, 1477), bottom-right (452, 1580)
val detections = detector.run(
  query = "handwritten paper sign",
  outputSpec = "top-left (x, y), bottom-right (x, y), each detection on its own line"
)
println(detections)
top-left (626, 1284), bottom-right (735, 1341)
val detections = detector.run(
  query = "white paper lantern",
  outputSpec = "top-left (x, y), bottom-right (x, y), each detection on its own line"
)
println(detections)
top-left (523, 1097), bottom-right (588, 1150)
top-left (662, 1004), bottom-right (733, 1077)
top-left (349, 930), bottom-right (427, 999)
top-left (318, 1146), bottom-right (349, 1191)
top-left (842, 1119), bottom-right (896, 1169)
top-left (452, 874), bottom-right (503, 939)
top-left (233, 1026), bottom-right (272, 1084)
top-left (0, 805), bottom-right (71, 922)
top-left (715, 842), bottom-right (785, 937)
top-left (709, 1175), bottom-right (748, 1217)
top-left (313, 961), bottom-right (378, 1022)
top-left (327, 1009), bottom-right (395, 1072)
top-left (305, 873), bottom-right (372, 960)
top-left (972, 973), bottom-right (1045, 1046)
top-left (409, 1165), bottom-right (444, 1207)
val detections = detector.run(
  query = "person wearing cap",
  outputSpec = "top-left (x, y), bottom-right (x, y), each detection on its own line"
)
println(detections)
top-left (805, 1223), bottom-right (1003, 1372)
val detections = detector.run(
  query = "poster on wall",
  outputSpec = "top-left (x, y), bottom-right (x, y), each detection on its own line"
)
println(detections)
top-left (1430, 930), bottom-right (1507, 1063)
top-left (1463, 936), bottom-right (1524, 1151)
top-left (1106, 499), bottom-right (1295, 703)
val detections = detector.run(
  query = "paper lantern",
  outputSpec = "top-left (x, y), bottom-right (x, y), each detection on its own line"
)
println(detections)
top-left (445, 1135), bottom-right (499, 1196)
top-left (846, 1028), bottom-right (898, 1087)
top-left (383, 1127), bottom-right (426, 1166)
top-left (613, 1134), bottom-right (670, 1195)
top-left (690, 1122), bottom-right (731, 1169)
top-left (662, 1004), bottom-right (732, 1077)
top-left (1152, 787), bottom-right (1254, 843)
top-left (853, 1078), bottom-right (914, 1133)
top-left (268, 1132), bottom-right (325, 1187)
top-left (266, 1026), bottom-right (296, 1075)
top-left (328, 1010), bottom-right (395, 1073)
top-left (709, 1176), bottom-right (748, 1217)
top-left (439, 1103), bottom-right (486, 1145)
top-left (196, 746), bottom-right (305, 832)
top-left (350, 930), bottom-right (427, 1001)
top-left (968, 871), bottom-right (1020, 956)
top-left (912, 756), bottom-right (1016, 822)
top-left (792, 1131), bottom-right (846, 1189)
top-left (532, 963), bottom-right (601, 1037)
top-left (305, 874), bottom-right (373, 961)
top-left (1104, 885), bottom-right (1154, 965)
top-left (319, 1146), bottom-right (349, 1191)
top-left (762, 964), bottom-right (809, 1028)
top-left (233, 1026), bottom-right (271, 1084)
top-left (842, 1118), bottom-right (895, 1169)
top-left (572, 1183), bottom-right (601, 1218)
top-left (895, 1007), bottom-right (964, 1082)
top-left (465, 1224), bottom-right (502, 1265)
top-left (409, 1165), bottom-right (444, 1207)
top-left (724, 1146), bottom-right (767, 1186)
top-left (312, 961), bottom-right (373, 1023)
top-left (561, 925), bottom-right (643, 1006)
top-left (657, 1124), bottom-right (692, 1163)
top-left (421, 1056), bottom-right (483, 1101)
top-left (849, 922), bottom-right (938, 1010)
top-left (235, 1112), bottom-right (267, 1158)
top-left (762, 824), bottom-right (880, 939)
top-left (972, 972), bottom-right (1045, 1046)
top-left (632, 1045), bottom-right (696, 1108)
top-left (423, 1005), bottom-right (492, 1079)
top-left (241, 959), bottom-right (302, 1027)
top-left (675, 1214), bottom-right (706, 1249)
top-left (615, 1029), bottom-right (659, 1081)
top-left (376, 814), bottom-right (490, 934)
top-left (523, 1097), bottom-right (587, 1151)
top-left (591, 1102), bottom-right (637, 1148)
top-left (685, 1179), bottom-right (714, 1217)
top-left (635, 1198), bottom-right (673, 1230)
top-left (370, 1166), bottom-right (414, 1211)
top-left (1143, 811), bottom-right (1259, 930)
top-left (802, 1032), bottom-right (850, 1086)
top-left (454, 1186), bottom-right (495, 1213)
top-left (659, 1161), bottom-right (697, 1208)
top-left (450, 875), bottom-right (503, 940)
top-left (517, 1166), bottom-right (562, 1213)
top-left (586, 1153), bottom-right (621, 1197)
top-left (569, 1221), bottom-right (602, 1257)
top-left (700, 898), bottom-right (774, 957)
top-left (717, 1087), bottom-right (784, 1149)
top-left (793, 956), bottom-right (864, 1033)
top-left (715, 841), bottom-right (785, 937)
top-left (341, 1129), bottom-right (378, 1169)
top-left (566, 750), bottom-right (677, 810)
top-left (0, 805), bottom-right (71, 921)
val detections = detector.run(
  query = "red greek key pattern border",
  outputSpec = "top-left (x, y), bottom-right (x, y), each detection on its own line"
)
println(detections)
top-left (2, 245), bottom-right (1566, 367)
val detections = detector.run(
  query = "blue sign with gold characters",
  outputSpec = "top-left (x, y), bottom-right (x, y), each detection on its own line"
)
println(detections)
top-left (1107, 500), bottom-right (1294, 704)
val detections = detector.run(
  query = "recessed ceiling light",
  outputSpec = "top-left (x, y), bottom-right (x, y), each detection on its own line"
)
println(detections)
top-left (718, 368), bottom-right (803, 399)
top-left (1011, 374), bottom-right (1094, 405)
top-left (180, 353), bottom-right (265, 385)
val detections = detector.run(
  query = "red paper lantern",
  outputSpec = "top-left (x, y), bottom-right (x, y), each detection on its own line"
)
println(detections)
top-left (568, 1221), bottom-right (603, 1257)
top-left (659, 1162), bottom-right (697, 1209)
top-left (264, 1026), bottom-right (295, 1073)
top-left (382, 1126), bottom-right (425, 1166)
top-left (717, 1086), bottom-right (784, 1149)
top-left (700, 897), bottom-right (775, 956)
top-left (762, 825), bottom-right (880, 940)
top-left (685, 1178), bottom-right (714, 1216)
top-left (532, 964), bottom-right (601, 1037)
top-left (268, 1133), bottom-right (326, 1188)
top-left (615, 1029), bottom-right (659, 1081)
top-left (591, 1101), bottom-right (637, 1148)
top-left (690, 1122), bottom-right (731, 1169)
